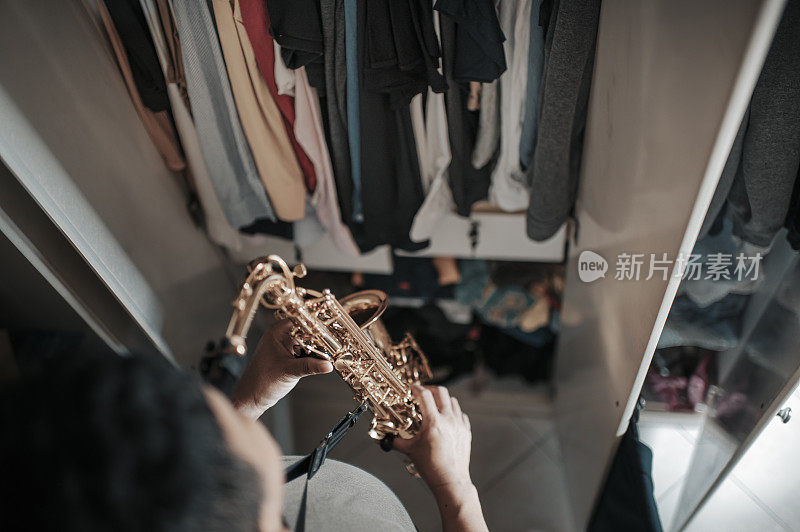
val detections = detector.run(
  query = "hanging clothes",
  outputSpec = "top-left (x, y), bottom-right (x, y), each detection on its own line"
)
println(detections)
top-left (265, 0), bottom-right (325, 89)
top-left (354, 0), bottom-right (429, 252)
top-left (433, 0), bottom-right (506, 83)
top-left (436, 0), bottom-right (505, 174)
top-left (242, 6), bottom-right (356, 253)
top-left (437, 7), bottom-right (494, 216)
top-left (525, 0), bottom-right (601, 241)
top-left (785, 167), bottom-right (800, 251)
top-left (658, 294), bottom-right (747, 352)
top-left (361, 0), bottom-right (447, 109)
top-left (488, 0), bottom-right (533, 212)
top-left (700, 117), bottom-right (747, 241)
top-left (170, 0), bottom-right (276, 227)
top-left (150, 0), bottom-right (189, 106)
top-left (98, 0), bottom-right (185, 173)
top-left (680, 217), bottom-right (763, 308)
top-left (467, 81), bottom-right (482, 110)
top-left (518, 0), bottom-right (546, 172)
top-left (436, 0), bottom-right (506, 172)
top-left (138, 0), bottom-right (279, 251)
top-left (273, 42), bottom-right (295, 96)
top-left (699, 0), bottom-right (800, 248)
top-left (345, 0), bottom-right (362, 223)
top-left (238, 0), bottom-right (317, 193)
top-left (471, 76), bottom-right (500, 170)
top-left (293, 67), bottom-right (360, 255)
top-left (104, 0), bottom-right (170, 112)
top-left (410, 7), bottom-right (455, 243)
top-left (210, 0), bottom-right (307, 222)
top-left (357, 0), bottom-right (448, 241)
top-left (319, 0), bottom-right (354, 226)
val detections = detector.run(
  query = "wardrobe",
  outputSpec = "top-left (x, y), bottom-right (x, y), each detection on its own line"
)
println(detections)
top-left (0, 0), bottom-right (795, 530)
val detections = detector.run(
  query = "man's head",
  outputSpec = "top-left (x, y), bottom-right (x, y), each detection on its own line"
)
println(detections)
top-left (0, 353), bottom-right (287, 531)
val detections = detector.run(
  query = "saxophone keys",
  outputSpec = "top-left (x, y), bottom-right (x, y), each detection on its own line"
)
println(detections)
top-left (403, 460), bottom-right (422, 478)
top-left (292, 263), bottom-right (307, 278)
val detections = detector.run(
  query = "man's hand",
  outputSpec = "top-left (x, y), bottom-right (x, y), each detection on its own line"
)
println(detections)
top-left (230, 321), bottom-right (333, 419)
top-left (394, 384), bottom-right (473, 489)
top-left (394, 385), bottom-right (488, 532)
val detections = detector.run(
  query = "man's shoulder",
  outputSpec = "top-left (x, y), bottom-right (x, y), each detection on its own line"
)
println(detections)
top-left (281, 454), bottom-right (400, 498)
top-left (281, 455), bottom-right (417, 532)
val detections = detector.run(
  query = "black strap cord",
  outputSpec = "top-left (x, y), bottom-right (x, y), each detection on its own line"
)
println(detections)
top-left (284, 402), bottom-right (369, 531)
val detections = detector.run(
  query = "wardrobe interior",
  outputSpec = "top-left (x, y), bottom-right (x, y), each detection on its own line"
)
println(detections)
top-left (1, 0), bottom-right (799, 530)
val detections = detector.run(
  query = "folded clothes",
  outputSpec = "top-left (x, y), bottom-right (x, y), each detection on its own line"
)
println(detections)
top-left (658, 294), bottom-right (748, 351)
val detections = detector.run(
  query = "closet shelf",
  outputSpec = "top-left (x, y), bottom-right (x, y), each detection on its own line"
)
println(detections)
top-left (396, 212), bottom-right (566, 262)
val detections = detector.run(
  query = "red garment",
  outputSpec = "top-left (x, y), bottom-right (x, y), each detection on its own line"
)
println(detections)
top-left (239, 0), bottom-right (317, 192)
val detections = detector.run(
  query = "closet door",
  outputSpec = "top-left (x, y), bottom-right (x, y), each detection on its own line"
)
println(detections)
top-left (551, 0), bottom-right (786, 527)
top-left (0, 159), bottom-right (165, 359)
top-left (671, 238), bottom-right (800, 531)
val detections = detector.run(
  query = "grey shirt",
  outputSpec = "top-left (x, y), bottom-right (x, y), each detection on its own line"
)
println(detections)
top-left (281, 456), bottom-right (416, 532)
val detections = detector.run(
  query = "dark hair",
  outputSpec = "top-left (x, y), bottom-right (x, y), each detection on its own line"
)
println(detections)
top-left (0, 353), bottom-right (262, 531)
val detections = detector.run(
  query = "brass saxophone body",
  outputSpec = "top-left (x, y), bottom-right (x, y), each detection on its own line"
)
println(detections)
top-left (225, 255), bottom-right (432, 441)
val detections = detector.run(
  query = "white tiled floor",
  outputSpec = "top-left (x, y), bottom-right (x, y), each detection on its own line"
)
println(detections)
top-left (480, 443), bottom-right (573, 532)
top-left (641, 390), bottom-right (800, 532)
top-left (721, 390), bottom-right (800, 530)
top-left (638, 412), bottom-right (704, 529)
top-left (684, 478), bottom-right (789, 532)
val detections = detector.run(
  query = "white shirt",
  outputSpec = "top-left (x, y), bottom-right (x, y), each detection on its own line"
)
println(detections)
top-left (409, 8), bottom-right (455, 242)
top-left (488, 0), bottom-right (533, 211)
top-left (273, 40), bottom-right (295, 97)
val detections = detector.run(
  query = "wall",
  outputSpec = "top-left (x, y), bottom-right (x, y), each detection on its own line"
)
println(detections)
top-left (0, 0), bottom-right (238, 367)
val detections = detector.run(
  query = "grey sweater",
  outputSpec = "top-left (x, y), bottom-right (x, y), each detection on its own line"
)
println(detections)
top-left (701, 0), bottom-right (800, 247)
top-left (525, 0), bottom-right (601, 241)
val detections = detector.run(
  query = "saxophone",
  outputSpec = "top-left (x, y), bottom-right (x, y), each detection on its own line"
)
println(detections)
top-left (225, 255), bottom-right (433, 443)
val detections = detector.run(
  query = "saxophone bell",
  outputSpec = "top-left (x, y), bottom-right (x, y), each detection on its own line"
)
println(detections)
top-left (339, 290), bottom-right (432, 386)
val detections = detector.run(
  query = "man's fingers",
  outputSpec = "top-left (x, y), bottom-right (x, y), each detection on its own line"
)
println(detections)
top-left (275, 321), bottom-right (295, 353)
top-left (392, 436), bottom-right (412, 453)
top-left (259, 320), bottom-right (295, 355)
top-left (268, 320), bottom-right (293, 336)
top-left (451, 397), bottom-right (462, 418)
top-left (462, 413), bottom-right (470, 430)
top-left (286, 356), bottom-right (333, 377)
top-left (428, 386), bottom-right (452, 414)
top-left (412, 384), bottom-right (439, 422)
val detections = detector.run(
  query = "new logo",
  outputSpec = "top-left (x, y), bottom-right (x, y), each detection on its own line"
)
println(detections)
top-left (578, 250), bottom-right (608, 283)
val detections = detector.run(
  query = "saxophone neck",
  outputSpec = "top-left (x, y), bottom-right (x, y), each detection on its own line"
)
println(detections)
top-left (224, 256), bottom-right (305, 356)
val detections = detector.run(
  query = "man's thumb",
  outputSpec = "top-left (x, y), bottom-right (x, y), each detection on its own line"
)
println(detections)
top-left (287, 357), bottom-right (334, 377)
